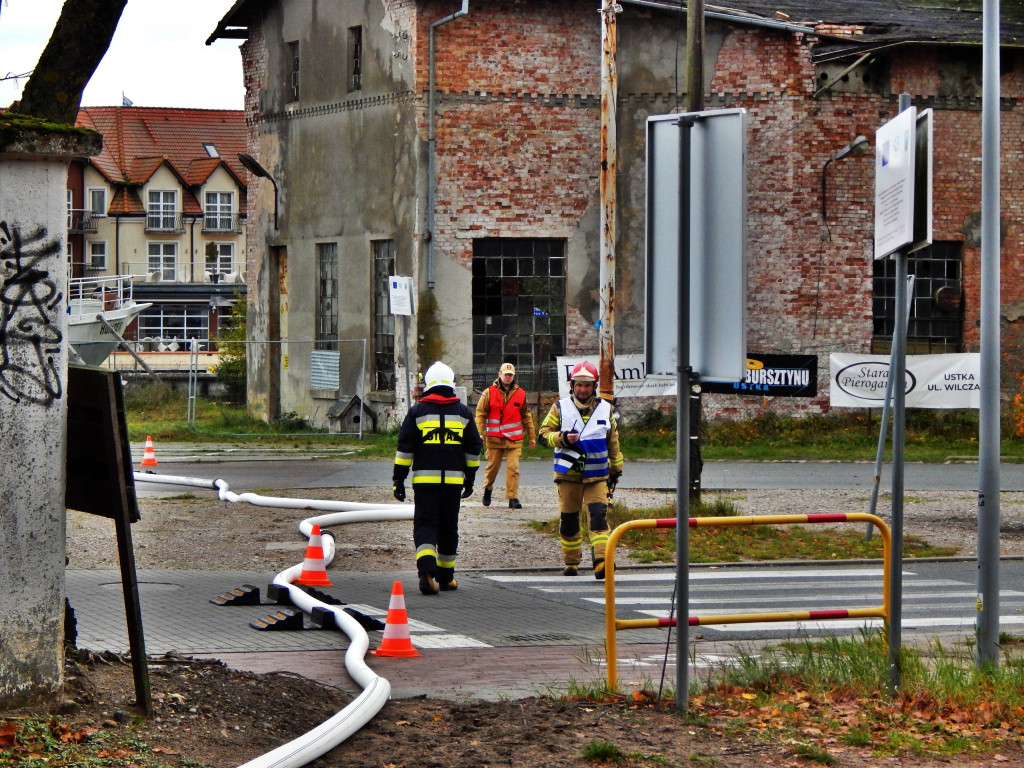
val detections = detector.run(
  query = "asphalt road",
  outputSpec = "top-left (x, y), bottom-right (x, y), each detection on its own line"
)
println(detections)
top-left (134, 455), bottom-right (1024, 494)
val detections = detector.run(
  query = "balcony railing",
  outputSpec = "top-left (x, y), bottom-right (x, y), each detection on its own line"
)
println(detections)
top-left (67, 209), bottom-right (99, 233)
top-left (201, 212), bottom-right (243, 233)
top-left (119, 260), bottom-right (246, 284)
top-left (145, 212), bottom-right (186, 233)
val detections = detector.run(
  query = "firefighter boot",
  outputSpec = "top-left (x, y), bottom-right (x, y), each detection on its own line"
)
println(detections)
top-left (419, 572), bottom-right (439, 595)
top-left (438, 564), bottom-right (458, 591)
top-left (588, 502), bottom-right (610, 581)
top-left (560, 512), bottom-right (583, 576)
top-left (482, 487), bottom-right (492, 506)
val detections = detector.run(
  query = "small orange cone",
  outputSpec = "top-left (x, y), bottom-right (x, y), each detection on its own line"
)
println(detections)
top-left (140, 435), bottom-right (158, 467)
top-left (294, 524), bottom-right (333, 587)
top-left (373, 581), bottom-right (422, 657)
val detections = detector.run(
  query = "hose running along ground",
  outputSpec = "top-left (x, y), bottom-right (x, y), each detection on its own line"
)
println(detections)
top-left (134, 472), bottom-right (415, 768)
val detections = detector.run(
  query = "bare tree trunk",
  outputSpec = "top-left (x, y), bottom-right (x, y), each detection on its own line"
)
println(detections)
top-left (13, 0), bottom-right (127, 124)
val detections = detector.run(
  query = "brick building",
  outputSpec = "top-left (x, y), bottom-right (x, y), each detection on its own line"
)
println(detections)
top-left (208, 0), bottom-right (1024, 430)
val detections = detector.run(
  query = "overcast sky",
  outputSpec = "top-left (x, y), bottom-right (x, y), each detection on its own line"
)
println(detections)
top-left (0, 0), bottom-right (244, 110)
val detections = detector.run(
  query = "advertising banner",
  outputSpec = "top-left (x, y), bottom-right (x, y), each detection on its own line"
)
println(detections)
top-left (555, 355), bottom-right (675, 399)
top-left (830, 353), bottom-right (980, 409)
top-left (702, 354), bottom-right (817, 398)
top-left (555, 353), bottom-right (818, 400)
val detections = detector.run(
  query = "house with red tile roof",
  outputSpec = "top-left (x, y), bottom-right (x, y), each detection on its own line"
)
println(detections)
top-left (66, 106), bottom-right (247, 375)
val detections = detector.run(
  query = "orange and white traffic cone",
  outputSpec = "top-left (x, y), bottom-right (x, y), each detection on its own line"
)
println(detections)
top-left (140, 435), bottom-right (158, 467)
top-left (294, 524), bottom-right (333, 587)
top-left (372, 581), bottom-right (422, 657)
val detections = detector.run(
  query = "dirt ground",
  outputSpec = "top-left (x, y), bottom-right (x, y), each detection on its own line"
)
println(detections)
top-left (44, 480), bottom-right (1024, 767)
top-left (21, 650), bottom-right (1024, 768)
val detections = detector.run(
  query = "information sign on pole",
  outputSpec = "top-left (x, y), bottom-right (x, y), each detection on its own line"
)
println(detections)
top-left (389, 276), bottom-right (414, 316)
top-left (874, 107), bottom-right (917, 259)
top-left (645, 109), bottom-right (747, 383)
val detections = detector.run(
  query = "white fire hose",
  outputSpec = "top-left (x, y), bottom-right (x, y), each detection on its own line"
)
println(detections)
top-left (134, 472), bottom-right (415, 768)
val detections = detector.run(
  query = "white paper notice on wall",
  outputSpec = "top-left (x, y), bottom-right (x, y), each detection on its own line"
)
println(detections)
top-left (389, 275), bottom-right (413, 316)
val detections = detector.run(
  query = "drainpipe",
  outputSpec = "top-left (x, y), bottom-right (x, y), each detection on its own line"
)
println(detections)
top-left (426, 0), bottom-right (470, 290)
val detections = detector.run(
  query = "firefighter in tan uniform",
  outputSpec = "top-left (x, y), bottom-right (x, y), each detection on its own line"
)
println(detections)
top-left (474, 362), bottom-right (536, 509)
top-left (538, 361), bottom-right (623, 579)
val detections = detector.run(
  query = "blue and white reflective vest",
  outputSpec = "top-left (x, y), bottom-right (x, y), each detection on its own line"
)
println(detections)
top-left (552, 397), bottom-right (613, 478)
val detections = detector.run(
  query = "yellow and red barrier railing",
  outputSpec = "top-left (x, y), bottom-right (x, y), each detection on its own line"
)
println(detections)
top-left (604, 513), bottom-right (891, 689)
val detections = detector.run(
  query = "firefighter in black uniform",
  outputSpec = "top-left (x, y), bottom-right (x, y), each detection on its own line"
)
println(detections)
top-left (393, 361), bottom-right (483, 595)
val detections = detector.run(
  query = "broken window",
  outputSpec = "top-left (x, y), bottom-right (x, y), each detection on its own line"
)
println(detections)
top-left (872, 241), bottom-right (964, 354)
top-left (471, 238), bottom-right (566, 392)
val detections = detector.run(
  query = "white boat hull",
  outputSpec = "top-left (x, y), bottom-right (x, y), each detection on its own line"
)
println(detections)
top-left (68, 302), bottom-right (151, 366)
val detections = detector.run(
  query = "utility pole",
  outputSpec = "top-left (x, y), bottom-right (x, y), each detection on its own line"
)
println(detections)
top-left (598, 0), bottom-right (621, 400)
top-left (686, 0), bottom-right (705, 113)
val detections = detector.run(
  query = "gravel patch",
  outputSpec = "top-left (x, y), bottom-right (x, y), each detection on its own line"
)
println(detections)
top-left (66, 482), bottom-right (1024, 572)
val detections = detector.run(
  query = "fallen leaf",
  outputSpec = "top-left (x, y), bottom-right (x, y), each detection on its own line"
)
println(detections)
top-left (0, 723), bottom-right (17, 748)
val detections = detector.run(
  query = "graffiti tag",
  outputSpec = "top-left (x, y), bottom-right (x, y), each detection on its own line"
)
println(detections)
top-left (0, 220), bottom-right (64, 405)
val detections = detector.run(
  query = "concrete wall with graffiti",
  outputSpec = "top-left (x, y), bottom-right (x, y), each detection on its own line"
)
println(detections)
top-left (0, 154), bottom-right (72, 704)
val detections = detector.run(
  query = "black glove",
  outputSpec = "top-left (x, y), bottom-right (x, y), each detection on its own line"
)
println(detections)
top-left (393, 483), bottom-right (406, 501)
top-left (608, 471), bottom-right (622, 495)
top-left (461, 484), bottom-right (473, 499)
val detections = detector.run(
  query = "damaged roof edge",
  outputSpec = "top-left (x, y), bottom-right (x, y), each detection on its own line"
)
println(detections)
top-left (206, 0), bottom-right (264, 45)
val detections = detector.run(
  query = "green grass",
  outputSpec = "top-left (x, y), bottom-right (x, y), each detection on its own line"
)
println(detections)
top-left (691, 631), bottom-right (1024, 761)
top-left (528, 497), bottom-right (956, 564)
top-left (124, 388), bottom-right (1024, 464)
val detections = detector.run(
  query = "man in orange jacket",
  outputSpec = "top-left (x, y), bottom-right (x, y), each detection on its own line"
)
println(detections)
top-left (474, 362), bottom-right (536, 509)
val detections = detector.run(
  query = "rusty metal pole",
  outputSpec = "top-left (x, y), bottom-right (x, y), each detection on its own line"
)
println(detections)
top-left (598, 0), bottom-right (621, 400)
top-left (686, 0), bottom-right (705, 113)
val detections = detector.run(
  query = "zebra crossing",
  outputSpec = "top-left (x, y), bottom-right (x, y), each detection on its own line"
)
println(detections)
top-left (485, 564), bottom-right (1024, 641)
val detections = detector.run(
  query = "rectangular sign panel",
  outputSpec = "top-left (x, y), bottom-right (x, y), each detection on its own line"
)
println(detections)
top-left (909, 108), bottom-right (933, 253)
top-left (874, 107), bottom-right (917, 259)
top-left (646, 109), bottom-right (747, 383)
top-left (830, 352), bottom-right (980, 409)
top-left (702, 354), bottom-right (818, 398)
top-left (389, 275), bottom-right (413, 316)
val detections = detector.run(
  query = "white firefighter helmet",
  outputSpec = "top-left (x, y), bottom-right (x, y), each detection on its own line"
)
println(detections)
top-left (569, 360), bottom-right (598, 383)
top-left (423, 361), bottom-right (455, 391)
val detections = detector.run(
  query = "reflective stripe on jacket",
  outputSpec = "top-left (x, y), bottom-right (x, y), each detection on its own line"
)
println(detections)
top-left (552, 398), bottom-right (613, 478)
top-left (485, 385), bottom-right (526, 441)
top-left (393, 393), bottom-right (482, 486)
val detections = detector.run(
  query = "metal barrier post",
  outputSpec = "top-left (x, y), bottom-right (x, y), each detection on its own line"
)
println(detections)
top-left (604, 513), bottom-right (891, 692)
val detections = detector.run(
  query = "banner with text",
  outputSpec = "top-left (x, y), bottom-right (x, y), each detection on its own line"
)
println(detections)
top-left (555, 355), bottom-right (675, 399)
top-left (555, 353), bottom-right (818, 399)
top-left (829, 353), bottom-right (980, 409)
top-left (702, 354), bottom-right (817, 398)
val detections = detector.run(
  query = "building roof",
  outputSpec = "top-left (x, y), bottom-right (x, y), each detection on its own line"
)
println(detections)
top-left (76, 106), bottom-right (247, 190)
top-left (628, 0), bottom-right (1023, 61)
top-left (209, 0), bottom-right (1024, 61)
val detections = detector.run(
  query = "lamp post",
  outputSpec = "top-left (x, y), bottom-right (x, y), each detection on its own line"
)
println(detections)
top-left (820, 135), bottom-right (869, 222)
top-left (238, 152), bottom-right (279, 230)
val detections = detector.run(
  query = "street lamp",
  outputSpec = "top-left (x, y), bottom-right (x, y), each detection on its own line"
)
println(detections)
top-left (238, 152), bottom-right (279, 230)
top-left (820, 134), bottom-right (869, 222)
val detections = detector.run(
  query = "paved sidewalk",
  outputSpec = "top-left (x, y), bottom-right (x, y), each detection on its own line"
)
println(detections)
top-left (67, 567), bottom-right (688, 701)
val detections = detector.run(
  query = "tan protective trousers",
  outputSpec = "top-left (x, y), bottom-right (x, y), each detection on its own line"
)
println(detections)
top-left (482, 444), bottom-right (523, 499)
top-left (556, 479), bottom-right (610, 568)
